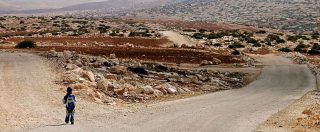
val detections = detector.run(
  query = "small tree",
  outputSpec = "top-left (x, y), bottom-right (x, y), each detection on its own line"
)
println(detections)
top-left (15, 40), bottom-right (36, 48)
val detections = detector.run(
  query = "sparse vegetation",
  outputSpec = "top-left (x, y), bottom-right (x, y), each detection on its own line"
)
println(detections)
top-left (278, 47), bottom-right (292, 52)
top-left (228, 42), bottom-right (245, 49)
top-left (15, 40), bottom-right (36, 48)
top-left (294, 43), bottom-right (309, 53)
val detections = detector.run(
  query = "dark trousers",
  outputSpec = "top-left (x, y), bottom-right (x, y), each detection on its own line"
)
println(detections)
top-left (65, 109), bottom-right (75, 123)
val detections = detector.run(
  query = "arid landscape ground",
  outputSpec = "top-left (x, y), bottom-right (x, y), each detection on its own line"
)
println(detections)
top-left (0, 0), bottom-right (319, 132)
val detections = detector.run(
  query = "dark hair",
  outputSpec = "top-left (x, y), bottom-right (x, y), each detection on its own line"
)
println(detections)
top-left (67, 87), bottom-right (73, 94)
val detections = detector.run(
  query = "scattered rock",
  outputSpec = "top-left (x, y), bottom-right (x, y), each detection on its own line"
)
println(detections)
top-left (97, 79), bottom-right (112, 91)
top-left (70, 83), bottom-right (88, 90)
top-left (167, 87), bottom-right (177, 94)
top-left (211, 58), bottom-right (222, 65)
top-left (109, 66), bottom-right (127, 74)
top-left (200, 60), bottom-right (209, 66)
top-left (66, 64), bottom-right (78, 70)
top-left (109, 53), bottom-right (117, 59)
top-left (105, 73), bottom-right (117, 80)
top-left (82, 70), bottom-right (95, 82)
top-left (143, 85), bottom-right (154, 94)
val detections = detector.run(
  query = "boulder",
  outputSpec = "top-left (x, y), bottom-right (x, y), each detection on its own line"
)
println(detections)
top-left (176, 87), bottom-right (186, 94)
top-left (153, 89), bottom-right (164, 96)
top-left (63, 50), bottom-right (72, 58)
top-left (109, 59), bottom-right (120, 66)
top-left (105, 73), bottom-right (117, 80)
top-left (66, 64), bottom-right (78, 71)
top-left (78, 77), bottom-right (86, 83)
top-left (82, 70), bottom-right (95, 82)
top-left (122, 83), bottom-right (136, 91)
top-left (70, 83), bottom-right (88, 90)
top-left (114, 87), bottom-right (126, 96)
top-left (74, 60), bottom-right (83, 67)
top-left (143, 85), bottom-right (154, 94)
top-left (109, 66), bottom-right (127, 74)
top-left (97, 79), bottom-right (111, 91)
top-left (182, 88), bottom-right (191, 92)
top-left (63, 73), bottom-right (80, 83)
top-left (211, 58), bottom-right (222, 65)
top-left (200, 60), bottom-right (209, 66)
top-left (108, 81), bottom-right (118, 89)
top-left (72, 68), bottom-right (84, 75)
top-left (167, 87), bottom-right (177, 94)
top-left (154, 84), bottom-right (168, 94)
top-left (49, 49), bottom-right (58, 57)
top-left (109, 53), bottom-right (117, 59)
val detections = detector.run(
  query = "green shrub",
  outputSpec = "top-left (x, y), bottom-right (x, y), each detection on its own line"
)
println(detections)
top-left (256, 30), bottom-right (266, 34)
top-left (311, 43), bottom-right (320, 50)
top-left (312, 32), bottom-right (319, 40)
top-left (276, 38), bottom-right (286, 43)
top-left (228, 42), bottom-right (245, 49)
top-left (308, 49), bottom-right (320, 54)
top-left (287, 35), bottom-right (310, 42)
top-left (246, 38), bottom-right (258, 44)
top-left (278, 47), bottom-right (292, 52)
top-left (294, 43), bottom-right (309, 53)
top-left (213, 43), bottom-right (222, 47)
top-left (207, 33), bottom-right (224, 39)
top-left (252, 43), bottom-right (262, 47)
top-left (182, 29), bottom-right (196, 32)
top-left (267, 34), bottom-right (285, 43)
top-left (15, 40), bottom-right (36, 48)
top-left (192, 33), bottom-right (206, 39)
top-left (231, 50), bottom-right (241, 55)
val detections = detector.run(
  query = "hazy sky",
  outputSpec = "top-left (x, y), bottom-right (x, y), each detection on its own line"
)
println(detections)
top-left (0, 0), bottom-right (107, 10)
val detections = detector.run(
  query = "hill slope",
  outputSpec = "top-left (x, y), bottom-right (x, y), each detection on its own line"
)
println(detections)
top-left (133, 0), bottom-right (320, 33)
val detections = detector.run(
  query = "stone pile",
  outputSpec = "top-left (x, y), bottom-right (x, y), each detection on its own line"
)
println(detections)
top-left (43, 50), bottom-right (246, 104)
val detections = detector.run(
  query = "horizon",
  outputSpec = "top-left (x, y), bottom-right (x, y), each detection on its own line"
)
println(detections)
top-left (0, 0), bottom-right (107, 11)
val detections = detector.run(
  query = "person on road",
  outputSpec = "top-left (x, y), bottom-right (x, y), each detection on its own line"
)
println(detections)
top-left (63, 87), bottom-right (76, 125)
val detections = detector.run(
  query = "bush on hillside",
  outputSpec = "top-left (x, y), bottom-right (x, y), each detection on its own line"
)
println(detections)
top-left (15, 40), bottom-right (36, 48)
top-left (228, 42), bottom-right (245, 49)
top-left (278, 47), bottom-right (292, 52)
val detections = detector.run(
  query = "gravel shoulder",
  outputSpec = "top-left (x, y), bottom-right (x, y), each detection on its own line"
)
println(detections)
top-left (257, 91), bottom-right (320, 132)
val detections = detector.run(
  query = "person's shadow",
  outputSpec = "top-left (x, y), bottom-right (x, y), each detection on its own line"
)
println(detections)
top-left (45, 123), bottom-right (68, 127)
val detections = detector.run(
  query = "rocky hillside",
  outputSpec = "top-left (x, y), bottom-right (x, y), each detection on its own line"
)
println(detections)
top-left (60, 0), bottom-right (174, 11)
top-left (133, 0), bottom-right (320, 33)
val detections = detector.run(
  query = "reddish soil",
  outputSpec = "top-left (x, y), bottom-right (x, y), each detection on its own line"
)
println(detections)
top-left (5, 37), bottom-right (169, 47)
top-left (243, 48), bottom-right (271, 55)
top-left (32, 46), bottom-right (242, 64)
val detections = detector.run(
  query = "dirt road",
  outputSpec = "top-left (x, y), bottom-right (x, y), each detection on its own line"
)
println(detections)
top-left (160, 31), bottom-right (196, 47)
top-left (0, 52), bottom-right (63, 131)
top-left (0, 53), bottom-right (315, 132)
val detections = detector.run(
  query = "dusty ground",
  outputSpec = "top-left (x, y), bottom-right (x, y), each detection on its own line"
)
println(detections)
top-left (0, 52), bottom-right (129, 131)
top-left (0, 52), bottom-right (314, 132)
top-left (160, 31), bottom-right (196, 47)
top-left (257, 91), bottom-right (320, 132)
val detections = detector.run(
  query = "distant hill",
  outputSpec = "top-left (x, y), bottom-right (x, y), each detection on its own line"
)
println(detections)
top-left (0, 0), bottom-right (104, 11)
top-left (132, 0), bottom-right (320, 33)
top-left (0, 0), bottom-right (319, 33)
top-left (0, 0), bottom-right (176, 15)
top-left (60, 0), bottom-right (175, 11)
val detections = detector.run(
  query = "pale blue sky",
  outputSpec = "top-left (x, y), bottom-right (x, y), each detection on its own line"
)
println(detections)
top-left (0, 0), bottom-right (107, 10)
